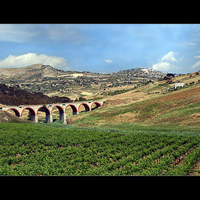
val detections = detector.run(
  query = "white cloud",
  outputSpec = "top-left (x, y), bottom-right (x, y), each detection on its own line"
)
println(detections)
top-left (0, 53), bottom-right (68, 69)
top-left (104, 59), bottom-right (113, 64)
top-left (161, 51), bottom-right (178, 62)
top-left (152, 61), bottom-right (173, 72)
top-left (192, 55), bottom-right (200, 68)
top-left (177, 42), bottom-right (197, 48)
top-left (184, 42), bottom-right (197, 46)
top-left (192, 60), bottom-right (200, 69)
top-left (152, 51), bottom-right (183, 72)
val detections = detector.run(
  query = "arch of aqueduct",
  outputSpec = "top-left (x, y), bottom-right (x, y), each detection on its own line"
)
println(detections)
top-left (1, 100), bottom-right (103, 124)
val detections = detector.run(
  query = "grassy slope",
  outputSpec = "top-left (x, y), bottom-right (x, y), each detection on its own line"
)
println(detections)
top-left (69, 73), bottom-right (200, 130)
top-left (0, 110), bottom-right (25, 123)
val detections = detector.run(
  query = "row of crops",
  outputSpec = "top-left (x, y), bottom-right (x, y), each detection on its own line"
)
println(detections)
top-left (0, 123), bottom-right (200, 175)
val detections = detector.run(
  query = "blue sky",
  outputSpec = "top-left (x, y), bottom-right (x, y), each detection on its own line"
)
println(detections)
top-left (0, 24), bottom-right (200, 73)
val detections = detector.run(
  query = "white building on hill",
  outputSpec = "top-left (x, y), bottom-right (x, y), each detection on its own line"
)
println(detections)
top-left (174, 82), bottom-right (184, 89)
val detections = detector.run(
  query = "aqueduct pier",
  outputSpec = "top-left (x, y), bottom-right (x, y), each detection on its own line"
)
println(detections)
top-left (1, 100), bottom-right (103, 124)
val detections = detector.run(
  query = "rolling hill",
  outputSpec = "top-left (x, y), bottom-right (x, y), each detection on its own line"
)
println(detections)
top-left (68, 71), bottom-right (200, 129)
top-left (0, 64), bottom-right (67, 81)
top-left (0, 64), bottom-right (165, 100)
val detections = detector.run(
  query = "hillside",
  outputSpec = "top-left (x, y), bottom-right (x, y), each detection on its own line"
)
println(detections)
top-left (0, 84), bottom-right (72, 106)
top-left (0, 64), bottom-right (67, 81)
top-left (112, 68), bottom-right (165, 80)
top-left (0, 109), bottom-right (25, 123)
top-left (68, 71), bottom-right (200, 129)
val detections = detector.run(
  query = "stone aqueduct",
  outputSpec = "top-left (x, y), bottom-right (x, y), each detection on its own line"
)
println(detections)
top-left (1, 100), bottom-right (103, 124)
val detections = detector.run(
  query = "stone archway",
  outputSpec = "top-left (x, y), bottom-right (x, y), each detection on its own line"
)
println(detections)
top-left (7, 108), bottom-right (20, 117)
top-left (65, 104), bottom-right (78, 116)
top-left (51, 105), bottom-right (65, 122)
top-left (21, 107), bottom-right (37, 122)
top-left (37, 106), bottom-right (51, 123)
top-left (78, 103), bottom-right (90, 113)
top-left (91, 102), bottom-right (101, 110)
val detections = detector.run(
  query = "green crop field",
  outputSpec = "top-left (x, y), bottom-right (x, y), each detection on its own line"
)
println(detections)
top-left (1, 122), bottom-right (200, 175)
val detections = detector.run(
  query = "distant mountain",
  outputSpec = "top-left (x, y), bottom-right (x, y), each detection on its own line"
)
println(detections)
top-left (0, 64), bottom-right (101, 83)
top-left (0, 65), bottom-right (166, 99)
top-left (0, 65), bottom-right (165, 78)
top-left (0, 64), bottom-right (166, 81)
top-left (112, 68), bottom-right (165, 80)
top-left (0, 64), bottom-right (68, 82)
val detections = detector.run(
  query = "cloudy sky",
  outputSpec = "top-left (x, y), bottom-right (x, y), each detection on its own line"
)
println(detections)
top-left (0, 24), bottom-right (200, 73)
